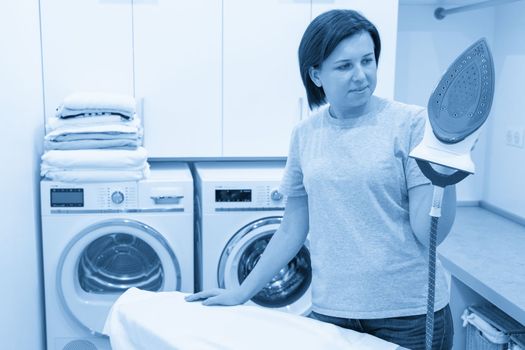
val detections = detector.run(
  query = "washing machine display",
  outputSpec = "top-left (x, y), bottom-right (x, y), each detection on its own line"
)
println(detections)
top-left (41, 163), bottom-right (194, 350)
top-left (50, 188), bottom-right (84, 207)
top-left (215, 189), bottom-right (252, 202)
top-left (196, 162), bottom-right (312, 315)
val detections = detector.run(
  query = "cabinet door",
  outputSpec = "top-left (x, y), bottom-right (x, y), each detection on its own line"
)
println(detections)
top-left (312, 0), bottom-right (399, 100)
top-left (222, 0), bottom-right (311, 157)
top-left (40, 0), bottom-right (134, 121)
top-left (1, 1), bottom-right (44, 349)
top-left (133, 1), bottom-right (222, 158)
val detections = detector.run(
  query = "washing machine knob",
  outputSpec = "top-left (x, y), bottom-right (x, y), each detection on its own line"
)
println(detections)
top-left (270, 189), bottom-right (283, 201)
top-left (111, 191), bottom-right (125, 204)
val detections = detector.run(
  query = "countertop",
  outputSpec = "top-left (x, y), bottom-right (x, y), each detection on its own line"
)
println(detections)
top-left (438, 206), bottom-right (525, 326)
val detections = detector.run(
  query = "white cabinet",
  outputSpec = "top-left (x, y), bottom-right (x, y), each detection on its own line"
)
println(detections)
top-left (40, 0), bottom-right (134, 120)
top-left (40, 1), bottom-right (399, 158)
top-left (312, 0), bottom-right (399, 100)
top-left (1, 1), bottom-right (44, 349)
top-left (223, 0), bottom-right (399, 157)
top-left (222, 0), bottom-right (310, 157)
top-left (133, 1), bottom-right (222, 158)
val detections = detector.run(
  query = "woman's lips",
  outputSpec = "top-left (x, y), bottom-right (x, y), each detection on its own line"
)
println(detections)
top-left (349, 86), bottom-right (368, 93)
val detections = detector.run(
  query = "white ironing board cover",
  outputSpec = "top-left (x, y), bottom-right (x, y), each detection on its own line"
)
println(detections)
top-left (103, 287), bottom-right (400, 350)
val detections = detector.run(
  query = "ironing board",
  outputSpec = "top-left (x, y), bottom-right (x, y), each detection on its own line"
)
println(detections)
top-left (103, 288), bottom-right (401, 350)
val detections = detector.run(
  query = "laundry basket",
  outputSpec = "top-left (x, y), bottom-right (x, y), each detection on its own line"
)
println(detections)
top-left (510, 333), bottom-right (525, 350)
top-left (462, 305), bottom-right (525, 350)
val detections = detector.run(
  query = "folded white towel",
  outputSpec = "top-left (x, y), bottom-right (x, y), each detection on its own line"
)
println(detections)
top-left (58, 108), bottom-right (134, 120)
top-left (41, 147), bottom-right (148, 170)
top-left (103, 288), bottom-right (399, 350)
top-left (45, 124), bottom-right (141, 142)
top-left (41, 163), bottom-right (148, 175)
top-left (44, 138), bottom-right (141, 151)
top-left (43, 167), bottom-right (150, 183)
top-left (56, 92), bottom-right (136, 119)
top-left (46, 114), bottom-right (141, 134)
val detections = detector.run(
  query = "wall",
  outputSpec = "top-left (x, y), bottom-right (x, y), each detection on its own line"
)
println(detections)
top-left (0, 1), bottom-right (45, 349)
top-left (483, 0), bottom-right (525, 217)
top-left (395, 4), bottom-right (495, 202)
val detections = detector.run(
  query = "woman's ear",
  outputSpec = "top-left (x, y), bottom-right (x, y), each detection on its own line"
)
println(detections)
top-left (308, 66), bottom-right (322, 87)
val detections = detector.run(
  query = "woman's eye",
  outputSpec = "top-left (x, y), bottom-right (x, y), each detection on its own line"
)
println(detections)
top-left (362, 58), bottom-right (373, 65)
top-left (336, 63), bottom-right (351, 70)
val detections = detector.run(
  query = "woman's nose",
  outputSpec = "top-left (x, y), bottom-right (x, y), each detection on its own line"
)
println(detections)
top-left (352, 65), bottom-right (366, 82)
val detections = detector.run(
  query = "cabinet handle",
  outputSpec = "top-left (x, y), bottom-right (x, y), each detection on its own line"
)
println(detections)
top-left (298, 97), bottom-right (304, 121)
top-left (140, 97), bottom-right (145, 121)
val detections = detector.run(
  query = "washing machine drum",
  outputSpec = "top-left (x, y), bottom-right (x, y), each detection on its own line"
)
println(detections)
top-left (58, 219), bottom-right (181, 335)
top-left (219, 217), bottom-right (312, 315)
top-left (78, 233), bottom-right (164, 293)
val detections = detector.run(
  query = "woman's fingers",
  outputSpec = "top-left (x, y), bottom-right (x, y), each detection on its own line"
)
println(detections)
top-left (184, 289), bottom-right (222, 302)
top-left (185, 288), bottom-right (244, 306)
top-left (202, 296), bottom-right (220, 306)
top-left (471, 137), bottom-right (479, 151)
top-left (202, 293), bottom-right (236, 306)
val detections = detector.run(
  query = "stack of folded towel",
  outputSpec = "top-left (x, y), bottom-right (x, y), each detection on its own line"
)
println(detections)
top-left (45, 92), bottom-right (142, 150)
top-left (41, 92), bottom-right (149, 182)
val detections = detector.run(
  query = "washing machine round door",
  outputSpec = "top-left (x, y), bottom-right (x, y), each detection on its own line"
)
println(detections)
top-left (218, 217), bottom-right (312, 315)
top-left (57, 219), bottom-right (181, 335)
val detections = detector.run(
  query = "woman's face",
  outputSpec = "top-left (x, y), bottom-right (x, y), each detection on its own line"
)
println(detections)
top-left (310, 31), bottom-right (377, 116)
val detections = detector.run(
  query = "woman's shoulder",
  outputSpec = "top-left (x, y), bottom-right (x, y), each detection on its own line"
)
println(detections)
top-left (293, 104), bottom-right (327, 132)
top-left (378, 97), bottom-right (426, 117)
top-left (376, 97), bottom-right (427, 129)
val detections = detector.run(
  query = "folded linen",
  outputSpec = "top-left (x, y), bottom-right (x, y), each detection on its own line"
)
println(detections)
top-left (43, 167), bottom-right (150, 183)
top-left (56, 92), bottom-right (136, 119)
top-left (41, 147), bottom-right (148, 170)
top-left (41, 163), bottom-right (148, 176)
top-left (58, 108), bottom-right (134, 120)
top-left (44, 138), bottom-right (141, 151)
top-left (45, 124), bottom-right (141, 143)
top-left (103, 288), bottom-right (399, 350)
top-left (46, 114), bottom-right (141, 134)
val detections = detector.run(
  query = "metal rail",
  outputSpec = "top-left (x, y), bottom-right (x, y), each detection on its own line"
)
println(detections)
top-left (434, 0), bottom-right (523, 19)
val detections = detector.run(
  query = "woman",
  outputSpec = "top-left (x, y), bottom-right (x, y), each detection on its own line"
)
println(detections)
top-left (186, 9), bottom-right (455, 350)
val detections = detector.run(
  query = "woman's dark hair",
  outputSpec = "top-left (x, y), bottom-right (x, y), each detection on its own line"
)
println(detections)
top-left (298, 9), bottom-right (381, 109)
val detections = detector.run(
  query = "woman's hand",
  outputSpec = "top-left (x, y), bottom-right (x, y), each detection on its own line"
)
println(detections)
top-left (184, 288), bottom-right (248, 306)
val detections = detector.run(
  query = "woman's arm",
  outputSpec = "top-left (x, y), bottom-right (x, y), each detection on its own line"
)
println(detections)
top-left (185, 195), bottom-right (310, 305)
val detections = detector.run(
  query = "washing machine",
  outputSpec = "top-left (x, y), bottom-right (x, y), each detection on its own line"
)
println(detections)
top-left (41, 163), bottom-right (194, 350)
top-left (195, 161), bottom-right (312, 315)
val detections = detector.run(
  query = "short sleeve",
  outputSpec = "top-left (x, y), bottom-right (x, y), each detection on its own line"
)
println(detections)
top-left (405, 109), bottom-right (432, 190)
top-left (279, 126), bottom-right (307, 197)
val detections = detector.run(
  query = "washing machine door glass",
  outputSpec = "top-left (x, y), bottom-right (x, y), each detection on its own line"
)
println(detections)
top-left (58, 219), bottom-right (181, 335)
top-left (219, 217), bottom-right (312, 313)
top-left (238, 233), bottom-right (311, 308)
top-left (78, 233), bottom-right (164, 293)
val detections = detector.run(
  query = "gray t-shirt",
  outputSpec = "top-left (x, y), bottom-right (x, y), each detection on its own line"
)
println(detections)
top-left (279, 96), bottom-right (449, 319)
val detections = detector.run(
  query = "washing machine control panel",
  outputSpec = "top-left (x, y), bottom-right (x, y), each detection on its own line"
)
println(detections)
top-left (111, 191), bottom-right (125, 205)
top-left (99, 185), bottom-right (137, 209)
top-left (43, 182), bottom-right (138, 212)
top-left (211, 184), bottom-right (286, 210)
top-left (270, 189), bottom-right (283, 201)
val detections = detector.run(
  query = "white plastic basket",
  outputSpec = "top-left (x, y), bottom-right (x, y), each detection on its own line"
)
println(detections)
top-left (462, 305), bottom-right (525, 350)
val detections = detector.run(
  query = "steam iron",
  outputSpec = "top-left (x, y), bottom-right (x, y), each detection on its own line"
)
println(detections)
top-left (409, 38), bottom-right (495, 350)
top-left (410, 38), bottom-right (495, 174)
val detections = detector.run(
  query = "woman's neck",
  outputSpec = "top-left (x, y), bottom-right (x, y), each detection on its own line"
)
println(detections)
top-left (329, 97), bottom-right (376, 120)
